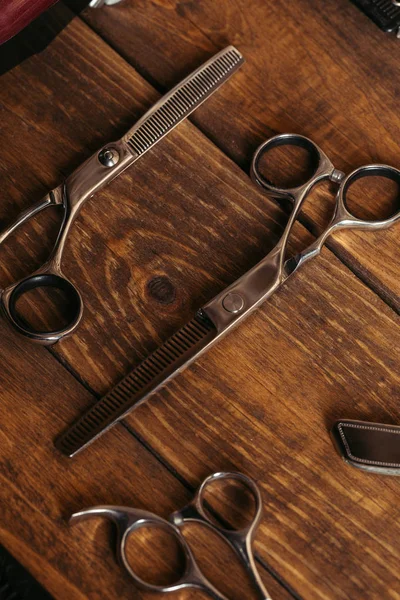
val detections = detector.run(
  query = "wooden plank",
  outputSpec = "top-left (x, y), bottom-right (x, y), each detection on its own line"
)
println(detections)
top-left (0, 12), bottom-right (290, 389)
top-left (0, 321), bottom-right (293, 600)
top-left (0, 11), bottom-right (296, 600)
top-left (81, 0), bottom-right (400, 309)
top-left (0, 323), bottom-right (186, 600)
top-left (1, 8), bottom-right (399, 600)
top-left (48, 16), bottom-right (400, 600)
top-left (125, 255), bottom-right (400, 600)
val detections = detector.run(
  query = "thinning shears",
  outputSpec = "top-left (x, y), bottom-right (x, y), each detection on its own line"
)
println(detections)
top-left (70, 472), bottom-right (272, 599)
top-left (57, 133), bottom-right (400, 457)
top-left (0, 46), bottom-right (244, 345)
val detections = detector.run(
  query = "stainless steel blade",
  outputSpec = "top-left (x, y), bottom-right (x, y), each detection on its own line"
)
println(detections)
top-left (56, 311), bottom-right (217, 457)
top-left (124, 46), bottom-right (244, 157)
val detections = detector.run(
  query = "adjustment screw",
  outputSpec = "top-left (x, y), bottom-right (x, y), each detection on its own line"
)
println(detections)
top-left (98, 147), bottom-right (120, 167)
top-left (222, 292), bottom-right (244, 313)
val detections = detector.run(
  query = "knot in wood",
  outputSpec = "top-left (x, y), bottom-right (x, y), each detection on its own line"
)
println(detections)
top-left (146, 276), bottom-right (176, 305)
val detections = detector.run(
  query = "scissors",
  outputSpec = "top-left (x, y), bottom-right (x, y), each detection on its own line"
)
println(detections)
top-left (70, 472), bottom-right (272, 599)
top-left (0, 46), bottom-right (244, 345)
top-left (57, 133), bottom-right (400, 457)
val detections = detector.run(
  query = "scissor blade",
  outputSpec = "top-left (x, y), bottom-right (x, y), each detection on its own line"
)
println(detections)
top-left (55, 311), bottom-right (217, 457)
top-left (123, 46), bottom-right (244, 157)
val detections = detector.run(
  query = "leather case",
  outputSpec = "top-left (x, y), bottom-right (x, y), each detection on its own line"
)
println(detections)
top-left (331, 419), bottom-right (400, 475)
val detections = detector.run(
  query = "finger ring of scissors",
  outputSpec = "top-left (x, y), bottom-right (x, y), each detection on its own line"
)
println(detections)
top-left (70, 472), bottom-right (272, 599)
top-left (250, 132), bottom-right (400, 273)
top-left (0, 46), bottom-right (244, 345)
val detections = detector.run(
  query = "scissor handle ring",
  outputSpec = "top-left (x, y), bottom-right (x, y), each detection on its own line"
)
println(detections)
top-left (339, 164), bottom-right (400, 228)
top-left (194, 472), bottom-right (263, 537)
top-left (251, 133), bottom-right (328, 196)
top-left (2, 273), bottom-right (83, 345)
top-left (70, 506), bottom-right (198, 595)
top-left (120, 516), bottom-right (197, 594)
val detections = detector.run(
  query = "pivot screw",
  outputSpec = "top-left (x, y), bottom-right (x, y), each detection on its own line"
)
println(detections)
top-left (222, 292), bottom-right (244, 313)
top-left (98, 147), bottom-right (120, 167)
top-left (331, 168), bottom-right (345, 184)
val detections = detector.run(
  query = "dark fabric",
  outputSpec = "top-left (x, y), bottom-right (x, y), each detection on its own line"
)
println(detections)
top-left (0, 0), bottom-right (89, 75)
top-left (0, 544), bottom-right (54, 599)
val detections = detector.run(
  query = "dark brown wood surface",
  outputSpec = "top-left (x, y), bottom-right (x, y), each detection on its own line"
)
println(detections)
top-left (0, 1), bottom-right (399, 599)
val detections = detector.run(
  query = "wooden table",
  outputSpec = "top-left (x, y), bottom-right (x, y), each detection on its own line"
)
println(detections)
top-left (1, 1), bottom-right (399, 598)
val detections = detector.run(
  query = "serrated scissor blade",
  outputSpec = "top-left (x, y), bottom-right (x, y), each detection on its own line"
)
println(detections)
top-left (124, 46), bottom-right (244, 157)
top-left (55, 311), bottom-right (217, 457)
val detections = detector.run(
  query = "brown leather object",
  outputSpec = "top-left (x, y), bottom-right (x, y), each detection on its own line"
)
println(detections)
top-left (0, 0), bottom-right (59, 44)
top-left (331, 419), bottom-right (400, 475)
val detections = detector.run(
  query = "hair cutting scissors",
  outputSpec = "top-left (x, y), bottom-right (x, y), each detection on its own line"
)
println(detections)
top-left (70, 472), bottom-right (272, 599)
top-left (57, 133), bottom-right (400, 457)
top-left (0, 46), bottom-right (244, 345)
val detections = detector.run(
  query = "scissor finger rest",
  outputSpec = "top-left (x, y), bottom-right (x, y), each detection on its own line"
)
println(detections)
top-left (71, 506), bottom-right (193, 592)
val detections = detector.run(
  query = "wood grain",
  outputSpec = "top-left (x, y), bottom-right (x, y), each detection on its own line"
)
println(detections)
top-left (0, 9), bottom-right (295, 600)
top-left (0, 319), bottom-right (292, 600)
top-left (81, 0), bottom-right (400, 311)
top-left (0, 3), bottom-right (399, 600)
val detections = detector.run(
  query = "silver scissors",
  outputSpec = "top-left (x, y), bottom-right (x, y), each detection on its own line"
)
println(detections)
top-left (0, 46), bottom-right (244, 345)
top-left (70, 472), bottom-right (272, 599)
top-left (57, 133), bottom-right (400, 457)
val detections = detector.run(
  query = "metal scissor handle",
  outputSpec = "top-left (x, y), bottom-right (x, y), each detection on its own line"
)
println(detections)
top-left (290, 162), bottom-right (400, 270)
top-left (1, 270), bottom-right (83, 345)
top-left (0, 191), bottom-right (83, 345)
top-left (171, 472), bottom-right (272, 600)
top-left (242, 134), bottom-right (342, 296)
top-left (250, 133), bottom-right (400, 272)
top-left (70, 472), bottom-right (272, 599)
top-left (70, 505), bottom-right (229, 599)
top-left (335, 164), bottom-right (400, 229)
top-left (251, 133), bottom-right (343, 203)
